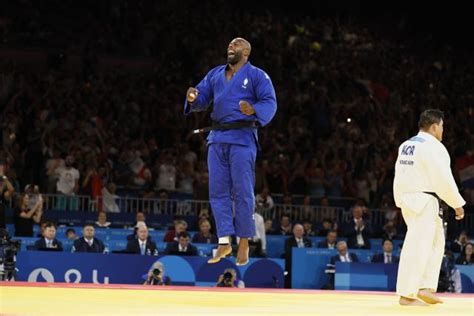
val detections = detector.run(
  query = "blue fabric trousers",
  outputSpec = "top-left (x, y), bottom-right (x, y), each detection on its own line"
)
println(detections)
top-left (208, 142), bottom-right (257, 238)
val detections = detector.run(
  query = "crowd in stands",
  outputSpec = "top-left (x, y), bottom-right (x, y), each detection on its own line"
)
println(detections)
top-left (1, 1), bottom-right (473, 276)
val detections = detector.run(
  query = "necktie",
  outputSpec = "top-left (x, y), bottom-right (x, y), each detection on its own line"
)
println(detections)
top-left (297, 239), bottom-right (304, 248)
top-left (140, 243), bottom-right (145, 255)
top-left (387, 254), bottom-right (391, 263)
top-left (47, 240), bottom-right (52, 248)
top-left (346, 254), bottom-right (350, 262)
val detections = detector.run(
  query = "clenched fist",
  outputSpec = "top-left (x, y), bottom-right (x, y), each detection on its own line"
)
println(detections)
top-left (187, 87), bottom-right (199, 103)
top-left (239, 100), bottom-right (255, 116)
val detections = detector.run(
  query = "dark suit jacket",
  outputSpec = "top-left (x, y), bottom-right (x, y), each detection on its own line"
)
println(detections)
top-left (317, 240), bottom-right (337, 249)
top-left (73, 237), bottom-right (105, 253)
top-left (34, 238), bottom-right (63, 251)
top-left (284, 237), bottom-right (312, 258)
top-left (330, 252), bottom-right (359, 265)
top-left (371, 253), bottom-right (400, 264)
top-left (342, 219), bottom-right (372, 249)
top-left (125, 239), bottom-right (158, 255)
top-left (164, 242), bottom-right (198, 256)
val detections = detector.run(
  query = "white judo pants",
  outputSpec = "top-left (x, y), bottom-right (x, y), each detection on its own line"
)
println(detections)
top-left (396, 197), bottom-right (445, 298)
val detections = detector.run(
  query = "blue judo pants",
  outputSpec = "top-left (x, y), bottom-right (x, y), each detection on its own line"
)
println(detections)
top-left (208, 142), bottom-right (257, 238)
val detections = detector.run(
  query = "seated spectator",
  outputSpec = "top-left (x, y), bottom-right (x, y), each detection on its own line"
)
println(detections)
top-left (33, 222), bottom-right (63, 251)
top-left (284, 224), bottom-right (312, 288)
top-left (164, 231), bottom-right (198, 256)
top-left (303, 219), bottom-right (317, 237)
top-left (127, 221), bottom-right (152, 241)
top-left (132, 211), bottom-right (147, 227)
top-left (14, 193), bottom-right (43, 237)
top-left (65, 228), bottom-right (77, 241)
top-left (342, 205), bottom-right (372, 249)
top-left (264, 219), bottom-right (276, 234)
top-left (163, 219), bottom-right (188, 242)
top-left (455, 242), bottom-right (473, 265)
top-left (451, 231), bottom-right (469, 253)
top-left (278, 214), bottom-right (292, 236)
top-left (255, 187), bottom-right (274, 213)
top-left (192, 219), bottom-right (217, 244)
top-left (371, 239), bottom-right (399, 264)
top-left (95, 211), bottom-right (111, 228)
top-left (381, 220), bottom-right (398, 240)
top-left (72, 224), bottom-right (105, 253)
top-left (125, 224), bottom-right (158, 256)
top-left (330, 241), bottom-right (359, 264)
top-left (317, 218), bottom-right (336, 237)
top-left (317, 230), bottom-right (338, 249)
top-left (36, 221), bottom-right (48, 238)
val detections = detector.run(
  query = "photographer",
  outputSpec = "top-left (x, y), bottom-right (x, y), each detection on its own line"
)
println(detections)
top-left (216, 268), bottom-right (245, 288)
top-left (144, 261), bottom-right (171, 286)
top-left (0, 228), bottom-right (21, 281)
top-left (14, 193), bottom-right (43, 237)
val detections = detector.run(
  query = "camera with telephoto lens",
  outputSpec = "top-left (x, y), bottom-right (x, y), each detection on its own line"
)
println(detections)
top-left (223, 271), bottom-right (233, 282)
top-left (0, 228), bottom-right (21, 281)
top-left (152, 268), bottom-right (161, 277)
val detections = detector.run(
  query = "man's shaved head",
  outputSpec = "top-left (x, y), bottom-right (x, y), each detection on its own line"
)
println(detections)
top-left (227, 37), bottom-right (251, 65)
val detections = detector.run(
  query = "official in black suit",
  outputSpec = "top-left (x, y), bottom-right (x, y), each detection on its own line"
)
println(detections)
top-left (73, 224), bottom-right (105, 253)
top-left (342, 205), bottom-right (372, 249)
top-left (34, 223), bottom-right (63, 251)
top-left (164, 231), bottom-right (198, 256)
top-left (125, 224), bottom-right (158, 255)
top-left (284, 224), bottom-right (312, 288)
top-left (372, 239), bottom-right (399, 264)
top-left (330, 241), bottom-right (359, 264)
top-left (317, 230), bottom-right (338, 249)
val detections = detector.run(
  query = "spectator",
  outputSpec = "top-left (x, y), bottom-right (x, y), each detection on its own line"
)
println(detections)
top-left (251, 212), bottom-right (267, 257)
top-left (451, 231), bottom-right (469, 253)
top-left (125, 224), bottom-right (158, 255)
top-left (330, 241), bottom-right (359, 264)
top-left (82, 165), bottom-right (108, 210)
top-left (164, 231), bottom-right (198, 256)
top-left (72, 224), bottom-right (105, 253)
top-left (284, 224), bottom-right (312, 288)
top-left (343, 205), bottom-right (372, 249)
top-left (381, 220), bottom-right (398, 240)
top-left (302, 219), bottom-right (316, 237)
top-left (278, 214), bottom-right (292, 236)
top-left (317, 218), bottom-right (336, 237)
top-left (65, 228), bottom-right (77, 241)
top-left (371, 239), bottom-right (400, 264)
top-left (317, 230), bottom-right (338, 249)
top-left (102, 182), bottom-right (120, 213)
top-left (455, 242), bottom-right (473, 265)
top-left (163, 219), bottom-right (187, 242)
top-left (54, 155), bottom-right (80, 210)
top-left (192, 219), bottom-right (217, 244)
top-left (255, 187), bottom-right (274, 214)
top-left (153, 189), bottom-right (171, 214)
top-left (438, 251), bottom-right (462, 293)
top-left (45, 148), bottom-right (64, 194)
top-left (95, 211), bottom-right (111, 228)
top-left (133, 211), bottom-right (147, 227)
top-left (33, 222), bottom-right (63, 251)
top-left (264, 219), bottom-right (276, 234)
top-left (14, 193), bottom-right (43, 237)
top-left (0, 164), bottom-right (15, 228)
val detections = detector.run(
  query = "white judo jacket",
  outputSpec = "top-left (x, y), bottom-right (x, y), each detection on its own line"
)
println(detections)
top-left (393, 131), bottom-right (465, 214)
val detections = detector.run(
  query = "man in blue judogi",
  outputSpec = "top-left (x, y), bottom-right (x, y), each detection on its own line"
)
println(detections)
top-left (184, 38), bottom-right (277, 265)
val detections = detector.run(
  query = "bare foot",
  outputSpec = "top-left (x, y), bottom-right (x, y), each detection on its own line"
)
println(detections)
top-left (236, 238), bottom-right (249, 266)
top-left (417, 289), bottom-right (443, 304)
top-left (399, 296), bottom-right (429, 306)
top-left (208, 244), bottom-right (232, 264)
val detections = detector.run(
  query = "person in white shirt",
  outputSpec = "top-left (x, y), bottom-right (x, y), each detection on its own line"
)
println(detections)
top-left (95, 211), bottom-right (111, 228)
top-left (54, 155), bottom-right (80, 210)
top-left (393, 109), bottom-right (465, 306)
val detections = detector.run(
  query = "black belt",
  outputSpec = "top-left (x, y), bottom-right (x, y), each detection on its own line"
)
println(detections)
top-left (423, 191), bottom-right (446, 220)
top-left (192, 121), bottom-right (258, 134)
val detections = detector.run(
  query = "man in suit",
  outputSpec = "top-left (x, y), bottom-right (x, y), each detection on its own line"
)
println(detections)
top-left (330, 241), bottom-right (359, 264)
top-left (164, 231), bottom-right (198, 256)
top-left (72, 224), bottom-right (105, 253)
top-left (317, 230), bottom-right (338, 249)
top-left (125, 224), bottom-right (158, 255)
top-left (34, 222), bottom-right (63, 251)
top-left (372, 239), bottom-right (400, 264)
top-left (343, 205), bottom-right (372, 249)
top-left (284, 224), bottom-right (312, 288)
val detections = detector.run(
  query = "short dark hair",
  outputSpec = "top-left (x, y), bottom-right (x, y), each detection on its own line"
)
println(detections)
top-left (83, 224), bottom-right (94, 229)
top-left (65, 228), bottom-right (76, 235)
top-left (382, 238), bottom-right (393, 246)
top-left (44, 222), bottom-right (57, 230)
top-left (328, 229), bottom-right (338, 235)
top-left (418, 109), bottom-right (444, 129)
top-left (178, 231), bottom-right (189, 239)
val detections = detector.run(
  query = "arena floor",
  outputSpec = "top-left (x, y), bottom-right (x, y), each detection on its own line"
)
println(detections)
top-left (0, 282), bottom-right (473, 316)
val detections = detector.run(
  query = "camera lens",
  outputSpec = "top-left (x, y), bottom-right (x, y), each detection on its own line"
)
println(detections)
top-left (153, 268), bottom-right (161, 276)
top-left (223, 272), bottom-right (232, 280)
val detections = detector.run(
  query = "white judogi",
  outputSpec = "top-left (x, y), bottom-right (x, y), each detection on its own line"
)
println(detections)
top-left (393, 131), bottom-right (465, 298)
